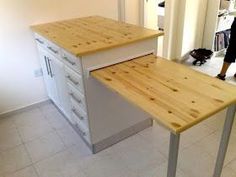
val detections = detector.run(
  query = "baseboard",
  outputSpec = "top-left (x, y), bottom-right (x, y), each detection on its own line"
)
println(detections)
top-left (91, 118), bottom-right (153, 153)
top-left (0, 99), bottom-right (50, 119)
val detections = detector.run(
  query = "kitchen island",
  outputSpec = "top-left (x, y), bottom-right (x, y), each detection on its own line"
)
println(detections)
top-left (31, 16), bottom-right (163, 153)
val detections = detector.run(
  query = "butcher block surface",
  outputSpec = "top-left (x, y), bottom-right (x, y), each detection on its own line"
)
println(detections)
top-left (91, 54), bottom-right (236, 134)
top-left (31, 16), bottom-right (163, 57)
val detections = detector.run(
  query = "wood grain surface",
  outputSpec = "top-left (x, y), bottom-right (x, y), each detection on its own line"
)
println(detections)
top-left (91, 55), bottom-right (236, 134)
top-left (31, 16), bottom-right (163, 57)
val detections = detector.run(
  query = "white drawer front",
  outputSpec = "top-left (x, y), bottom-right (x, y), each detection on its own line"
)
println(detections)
top-left (34, 34), bottom-right (47, 48)
top-left (65, 67), bottom-right (84, 94)
top-left (62, 50), bottom-right (81, 73)
top-left (71, 98), bottom-right (89, 129)
top-left (46, 41), bottom-right (61, 58)
top-left (73, 114), bottom-right (90, 143)
top-left (68, 84), bottom-right (87, 112)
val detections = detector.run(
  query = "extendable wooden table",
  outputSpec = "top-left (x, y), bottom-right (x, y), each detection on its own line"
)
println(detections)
top-left (92, 54), bottom-right (236, 177)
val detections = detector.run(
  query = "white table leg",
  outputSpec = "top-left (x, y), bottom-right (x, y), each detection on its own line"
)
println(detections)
top-left (167, 133), bottom-right (180, 177)
top-left (213, 104), bottom-right (236, 177)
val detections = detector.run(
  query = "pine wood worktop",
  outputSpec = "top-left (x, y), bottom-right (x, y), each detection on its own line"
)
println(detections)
top-left (91, 55), bottom-right (236, 134)
top-left (31, 16), bottom-right (163, 57)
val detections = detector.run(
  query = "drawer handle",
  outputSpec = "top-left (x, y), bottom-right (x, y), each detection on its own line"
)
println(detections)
top-left (63, 56), bottom-right (76, 66)
top-left (72, 108), bottom-right (84, 120)
top-left (47, 58), bottom-right (54, 78)
top-left (66, 75), bottom-right (79, 85)
top-left (35, 38), bottom-right (44, 44)
top-left (47, 46), bottom-right (58, 54)
top-left (75, 124), bottom-right (86, 136)
top-left (69, 93), bottom-right (82, 104)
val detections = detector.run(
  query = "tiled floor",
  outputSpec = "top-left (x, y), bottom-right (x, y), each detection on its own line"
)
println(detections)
top-left (185, 55), bottom-right (236, 85)
top-left (0, 56), bottom-right (236, 177)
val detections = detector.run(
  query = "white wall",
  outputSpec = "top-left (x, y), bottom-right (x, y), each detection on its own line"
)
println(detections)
top-left (125, 0), bottom-right (140, 25)
top-left (164, 0), bottom-right (208, 60)
top-left (180, 0), bottom-right (208, 59)
top-left (0, 0), bottom-right (118, 114)
top-left (144, 0), bottom-right (159, 30)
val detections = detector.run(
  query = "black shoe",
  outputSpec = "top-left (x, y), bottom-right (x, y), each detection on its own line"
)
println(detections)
top-left (234, 73), bottom-right (236, 78)
top-left (216, 74), bottom-right (226, 81)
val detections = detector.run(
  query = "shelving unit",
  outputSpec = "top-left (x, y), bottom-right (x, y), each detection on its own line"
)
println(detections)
top-left (203, 0), bottom-right (235, 57)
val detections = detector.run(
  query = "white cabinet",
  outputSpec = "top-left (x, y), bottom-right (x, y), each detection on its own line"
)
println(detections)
top-left (38, 46), bottom-right (72, 121)
top-left (38, 47), bottom-right (59, 105)
top-left (34, 30), bottom-right (156, 153)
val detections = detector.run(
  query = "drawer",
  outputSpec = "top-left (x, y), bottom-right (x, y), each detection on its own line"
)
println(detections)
top-left (65, 67), bottom-right (84, 94)
top-left (61, 50), bottom-right (81, 74)
top-left (46, 41), bottom-right (61, 58)
top-left (73, 115), bottom-right (90, 143)
top-left (34, 34), bottom-right (46, 47)
top-left (68, 84), bottom-right (87, 112)
top-left (71, 98), bottom-right (89, 129)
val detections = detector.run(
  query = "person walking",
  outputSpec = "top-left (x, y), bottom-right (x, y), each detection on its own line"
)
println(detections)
top-left (216, 11), bottom-right (236, 80)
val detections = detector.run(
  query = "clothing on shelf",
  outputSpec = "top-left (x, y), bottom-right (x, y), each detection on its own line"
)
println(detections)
top-left (214, 30), bottom-right (231, 51)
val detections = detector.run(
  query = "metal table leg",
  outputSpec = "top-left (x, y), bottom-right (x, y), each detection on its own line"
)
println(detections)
top-left (167, 133), bottom-right (180, 177)
top-left (213, 105), bottom-right (236, 177)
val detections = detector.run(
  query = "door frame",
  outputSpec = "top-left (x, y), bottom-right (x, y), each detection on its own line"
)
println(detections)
top-left (118, 0), bottom-right (126, 22)
top-left (142, 0), bottom-right (181, 59)
top-left (118, 0), bottom-right (179, 59)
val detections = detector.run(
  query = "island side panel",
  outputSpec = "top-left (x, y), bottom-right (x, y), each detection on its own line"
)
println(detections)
top-left (81, 38), bottom-right (157, 149)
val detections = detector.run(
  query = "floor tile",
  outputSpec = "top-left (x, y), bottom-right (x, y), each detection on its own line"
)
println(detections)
top-left (35, 145), bottom-right (87, 177)
top-left (25, 131), bottom-right (65, 163)
top-left (44, 109), bottom-right (69, 130)
top-left (0, 117), bottom-right (15, 130)
top-left (4, 166), bottom-right (38, 177)
top-left (221, 166), bottom-right (236, 177)
top-left (0, 118), bottom-right (22, 152)
top-left (180, 123), bottom-right (215, 150)
top-left (0, 145), bottom-right (32, 175)
top-left (139, 122), bottom-right (215, 157)
top-left (194, 131), bottom-right (221, 159)
top-left (83, 154), bottom-right (137, 177)
top-left (227, 158), bottom-right (236, 174)
top-left (203, 109), bottom-right (227, 132)
top-left (138, 162), bottom-right (187, 177)
top-left (108, 134), bottom-right (166, 173)
top-left (13, 109), bottom-right (53, 142)
top-left (138, 122), bottom-right (170, 157)
top-left (186, 56), bottom-right (236, 85)
top-left (56, 124), bottom-right (84, 147)
top-left (13, 108), bottom-right (43, 127)
top-left (39, 103), bottom-right (58, 115)
top-left (71, 170), bottom-right (87, 177)
top-left (178, 144), bottom-right (215, 177)
top-left (196, 130), bottom-right (236, 165)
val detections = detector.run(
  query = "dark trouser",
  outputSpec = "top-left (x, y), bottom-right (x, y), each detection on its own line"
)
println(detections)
top-left (224, 18), bottom-right (236, 63)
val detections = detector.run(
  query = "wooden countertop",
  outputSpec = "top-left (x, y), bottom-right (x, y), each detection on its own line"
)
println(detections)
top-left (91, 55), bottom-right (236, 134)
top-left (31, 16), bottom-right (163, 57)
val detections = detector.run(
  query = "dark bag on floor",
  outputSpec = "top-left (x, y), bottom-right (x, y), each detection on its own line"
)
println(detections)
top-left (190, 48), bottom-right (213, 66)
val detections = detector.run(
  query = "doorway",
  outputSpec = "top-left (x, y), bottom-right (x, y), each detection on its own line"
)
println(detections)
top-left (118, 0), bottom-right (178, 59)
top-left (143, 0), bottom-right (165, 56)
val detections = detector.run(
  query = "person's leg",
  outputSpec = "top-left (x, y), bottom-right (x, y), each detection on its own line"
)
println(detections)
top-left (216, 62), bottom-right (230, 80)
top-left (217, 19), bottom-right (236, 80)
top-left (220, 62), bottom-right (231, 76)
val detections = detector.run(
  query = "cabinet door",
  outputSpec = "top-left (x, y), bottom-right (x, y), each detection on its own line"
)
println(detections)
top-left (51, 56), bottom-right (72, 120)
top-left (38, 47), bottom-right (59, 105)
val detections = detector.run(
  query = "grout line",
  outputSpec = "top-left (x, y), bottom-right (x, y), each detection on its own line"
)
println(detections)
top-left (32, 165), bottom-right (40, 177)
top-left (2, 164), bottom-right (34, 177)
top-left (38, 102), bottom-right (71, 149)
